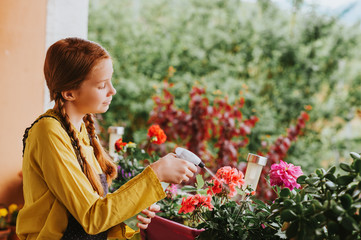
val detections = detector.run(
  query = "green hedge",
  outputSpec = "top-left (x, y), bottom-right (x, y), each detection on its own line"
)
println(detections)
top-left (88, 0), bottom-right (361, 173)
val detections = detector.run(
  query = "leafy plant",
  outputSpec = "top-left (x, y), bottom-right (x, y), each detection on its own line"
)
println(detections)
top-left (110, 125), bottom-right (167, 192)
top-left (0, 207), bottom-right (8, 230)
top-left (89, 0), bottom-right (361, 175)
top-left (177, 166), bottom-right (286, 240)
top-left (8, 204), bottom-right (19, 226)
top-left (168, 151), bottom-right (361, 240)
top-left (269, 152), bottom-right (361, 240)
top-left (150, 80), bottom-right (309, 199)
top-left (149, 80), bottom-right (258, 171)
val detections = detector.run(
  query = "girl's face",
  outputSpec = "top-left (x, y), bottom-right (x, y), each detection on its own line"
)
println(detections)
top-left (72, 58), bottom-right (116, 114)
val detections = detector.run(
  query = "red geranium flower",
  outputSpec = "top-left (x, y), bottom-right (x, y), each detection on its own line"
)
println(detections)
top-left (179, 194), bottom-right (213, 214)
top-left (207, 166), bottom-right (245, 198)
top-left (115, 138), bottom-right (127, 152)
top-left (147, 125), bottom-right (167, 144)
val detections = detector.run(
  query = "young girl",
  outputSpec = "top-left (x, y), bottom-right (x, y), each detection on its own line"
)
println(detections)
top-left (17, 37), bottom-right (197, 240)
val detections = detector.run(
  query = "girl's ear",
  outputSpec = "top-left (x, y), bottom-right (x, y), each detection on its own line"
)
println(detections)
top-left (61, 90), bottom-right (76, 101)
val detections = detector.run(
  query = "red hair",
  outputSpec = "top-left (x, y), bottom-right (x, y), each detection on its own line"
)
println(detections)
top-left (44, 38), bottom-right (117, 196)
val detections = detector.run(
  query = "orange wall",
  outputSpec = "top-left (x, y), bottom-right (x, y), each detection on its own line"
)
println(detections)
top-left (0, 0), bottom-right (47, 205)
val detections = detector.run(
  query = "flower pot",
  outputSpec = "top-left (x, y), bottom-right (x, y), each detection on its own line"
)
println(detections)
top-left (0, 228), bottom-right (10, 240)
top-left (8, 226), bottom-right (20, 240)
top-left (140, 215), bottom-right (204, 240)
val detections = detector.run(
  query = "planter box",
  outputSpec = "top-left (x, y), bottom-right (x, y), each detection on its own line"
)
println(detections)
top-left (140, 215), bottom-right (204, 240)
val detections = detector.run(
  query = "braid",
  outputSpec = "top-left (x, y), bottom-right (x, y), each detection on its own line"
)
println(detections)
top-left (56, 98), bottom-right (104, 196)
top-left (83, 114), bottom-right (117, 184)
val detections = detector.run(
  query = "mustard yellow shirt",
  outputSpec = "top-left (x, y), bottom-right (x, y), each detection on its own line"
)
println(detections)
top-left (17, 110), bottom-right (166, 239)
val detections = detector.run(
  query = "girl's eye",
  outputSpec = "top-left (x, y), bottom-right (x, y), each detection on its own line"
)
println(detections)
top-left (98, 84), bottom-right (106, 89)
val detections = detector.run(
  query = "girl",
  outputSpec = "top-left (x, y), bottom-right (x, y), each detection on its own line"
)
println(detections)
top-left (17, 37), bottom-right (197, 240)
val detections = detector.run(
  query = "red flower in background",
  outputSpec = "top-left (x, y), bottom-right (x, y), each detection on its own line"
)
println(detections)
top-left (179, 194), bottom-right (213, 214)
top-left (207, 166), bottom-right (245, 198)
top-left (147, 124), bottom-right (167, 144)
top-left (115, 138), bottom-right (127, 152)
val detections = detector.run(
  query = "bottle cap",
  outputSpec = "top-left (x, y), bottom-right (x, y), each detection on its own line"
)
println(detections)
top-left (247, 153), bottom-right (267, 166)
top-left (108, 126), bottom-right (124, 135)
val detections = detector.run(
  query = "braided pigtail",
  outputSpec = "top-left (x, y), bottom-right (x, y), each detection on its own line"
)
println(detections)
top-left (56, 98), bottom-right (104, 196)
top-left (83, 114), bottom-right (117, 184)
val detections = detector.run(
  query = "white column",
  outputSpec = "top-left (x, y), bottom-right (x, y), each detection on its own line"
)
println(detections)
top-left (43, 0), bottom-right (89, 111)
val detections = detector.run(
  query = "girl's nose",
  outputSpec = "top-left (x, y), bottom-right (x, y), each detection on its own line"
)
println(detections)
top-left (108, 83), bottom-right (116, 96)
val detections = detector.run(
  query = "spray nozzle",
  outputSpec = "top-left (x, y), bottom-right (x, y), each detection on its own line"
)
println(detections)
top-left (175, 147), bottom-right (205, 168)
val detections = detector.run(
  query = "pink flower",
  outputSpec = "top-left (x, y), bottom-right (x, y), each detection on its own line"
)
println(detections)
top-left (165, 184), bottom-right (178, 199)
top-left (207, 166), bottom-right (245, 198)
top-left (270, 160), bottom-right (303, 190)
top-left (179, 194), bottom-right (213, 214)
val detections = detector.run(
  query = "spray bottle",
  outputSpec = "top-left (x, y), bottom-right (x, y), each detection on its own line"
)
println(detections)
top-left (175, 147), bottom-right (205, 168)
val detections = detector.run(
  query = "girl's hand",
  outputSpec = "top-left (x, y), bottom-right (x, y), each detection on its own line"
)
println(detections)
top-left (136, 204), bottom-right (160, 230)
top-left (150, 153), bottom-right (197, 184)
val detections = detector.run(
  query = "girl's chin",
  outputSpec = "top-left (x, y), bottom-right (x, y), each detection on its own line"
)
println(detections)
top-left (91, 106), bottom-right (109, 114)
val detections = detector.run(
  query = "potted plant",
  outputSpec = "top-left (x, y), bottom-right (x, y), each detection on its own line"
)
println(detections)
top-left (269, 152), bottom-right (361, 240)
top-left (158, 152), bottom-right (361, 240)
top-left (8, 204), bottom-right (20, 240)
top-left (0, 206), bottom-right (10, 240)
top-left (142, 184), bottom-right (205, 240)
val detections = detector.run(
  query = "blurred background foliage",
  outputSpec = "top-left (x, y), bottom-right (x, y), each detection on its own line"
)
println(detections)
top-left (88, 0), bottom-right (361, 174)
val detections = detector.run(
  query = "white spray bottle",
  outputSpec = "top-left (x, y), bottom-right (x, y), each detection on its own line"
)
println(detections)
top-left (175, 147), bottom-right (205, 168)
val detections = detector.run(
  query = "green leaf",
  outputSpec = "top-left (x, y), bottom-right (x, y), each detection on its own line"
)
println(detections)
top-left (252, 198), bottom-right (266, 207)
top-left (325, 181), bottom-right (337, 190)
top-left (315, 169), bottom-right (324, 177)
top-left (305, 177), bottom-right (320, 186)
top-left (331, 204), bottom-right (345, 215)
top-left (312, 199), bottom-right (324, 210)
top-left (340, 194), bottom-right (353, 210)
top-left (340, 163), bottom-right (354, 173)
top-left (336, 175), bottom-right (354, 186)
top-left (325, 173), bottom-right (337, 182)
top-left (304, 187), bottom-right (319, 193)
top-left (350, 152), bottom-right (361, 160)
top-left (295, 194), bottom-right (302, 203)
top-left (304, 204), bottom-right (315, 215)
top-left (297, 175), bottom-right (307, 184)
top-left (353, 159), bottom-right (361, 175)
top-left (280, 188), bottom-right (292, 197)
top-left (281, 209), bottom-right (298, 221)
top-left (181, 186), bottom-right (198, 192)
top-left (295, 203), bottom-right (303, 214)
top-left (196, 174), bottom-right (205, 189)
top-left (341, 215), bottom-right (360, 232)
top-left (351, 202), bottom-right (361, 208)
top-left (283, 199), bottom-right (294, 207)
top-left (326, 166), bottom-right (336, 175)
top-left (327, 220), bottom-right (340, 235)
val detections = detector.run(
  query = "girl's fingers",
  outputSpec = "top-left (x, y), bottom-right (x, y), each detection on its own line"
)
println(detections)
top-left (186, 168), bottom-right (195, 178)
top-left (137, 214), bottom-right (151, 225)
top-left (137, 222), bottom-right (149, 230)
top-left (141, 209), bottom-right (155, 218)
top-left (141, 204), bottom-right (160, 218)
top-left (148, 204), bottom-right (160, 212)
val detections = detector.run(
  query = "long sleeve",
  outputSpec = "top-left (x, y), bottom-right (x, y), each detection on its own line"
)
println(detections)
top-left (17, 116), bottom-right (166, 239)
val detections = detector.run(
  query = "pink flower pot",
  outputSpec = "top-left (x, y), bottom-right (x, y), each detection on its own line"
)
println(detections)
top-left (140, 215), bottom-right (204, 240)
